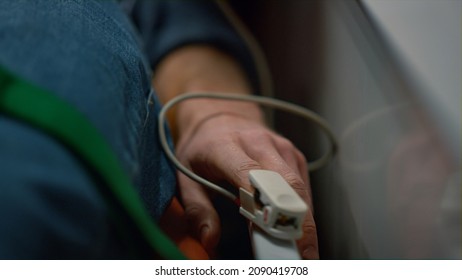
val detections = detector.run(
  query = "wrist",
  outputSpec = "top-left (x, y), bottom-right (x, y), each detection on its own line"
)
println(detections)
top-left (175, 96), bottom-right (265, 138)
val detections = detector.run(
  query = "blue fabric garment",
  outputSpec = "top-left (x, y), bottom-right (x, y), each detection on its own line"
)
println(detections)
top-left (128, 0), bottom-right (259, 90)
top-left (0, 0), bottom-right (254, 258)
top-left (0, 0), bottom-right (168, 259)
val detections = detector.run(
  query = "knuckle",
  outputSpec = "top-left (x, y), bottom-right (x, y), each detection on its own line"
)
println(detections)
top-left (296, 149), bottom-right (308, 164)
top-left (277, 137), bottom-right (296, 151)
top-left (232, 160), bottom-right (261, 185)
top-left (184, 204), bottom-right (205, 221)
top-left (240, 129), bottom-right (272, 143)
top-left (208, 136), bottom-right (229, 152)
top-left (282, 172), bottom-right (307, 193)
top-left (234, 160), bottom-right (261, 175)
top-left (296, 150), bottom-right (309, 170)
top-left (184, 202), bottom-right (219, 220)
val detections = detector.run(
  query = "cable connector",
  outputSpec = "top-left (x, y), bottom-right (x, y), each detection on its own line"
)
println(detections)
top-left (239, 170), bottom-right (308, 240)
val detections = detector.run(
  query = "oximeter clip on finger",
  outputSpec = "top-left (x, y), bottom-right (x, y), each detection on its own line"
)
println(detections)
top-left (240, 170), bottom-right (307, 240)
top-left (158, 93), bottom-right (338, 241)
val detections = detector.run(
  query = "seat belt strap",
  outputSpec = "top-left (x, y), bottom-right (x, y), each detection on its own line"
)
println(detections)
top-left (0, 66), bottom-right (185, 259)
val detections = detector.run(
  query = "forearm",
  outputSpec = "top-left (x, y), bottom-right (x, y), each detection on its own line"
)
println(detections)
top-left (152, 44), bottom-right (264, 140)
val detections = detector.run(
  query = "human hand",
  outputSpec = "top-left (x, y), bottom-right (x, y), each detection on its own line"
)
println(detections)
top-left (153, 45), bottom-right (318, 259)
top-left (174, 106), bottom-right (319, 259)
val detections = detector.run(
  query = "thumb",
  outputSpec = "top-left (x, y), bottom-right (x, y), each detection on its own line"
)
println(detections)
top-left (178, 173), bottom-right (221, 256)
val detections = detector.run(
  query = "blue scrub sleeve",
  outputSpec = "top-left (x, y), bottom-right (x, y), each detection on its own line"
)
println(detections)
top-left (129, 0), bottom-right (260, 93)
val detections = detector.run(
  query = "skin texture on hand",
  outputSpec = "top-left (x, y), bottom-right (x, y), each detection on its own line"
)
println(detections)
top-left (175, 112), bottom-right (318, 259)
top-left (153, 45), bottom-right (318, 259)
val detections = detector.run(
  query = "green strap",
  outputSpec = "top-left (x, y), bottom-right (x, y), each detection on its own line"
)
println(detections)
top-left (0, 66), bottom-right (186, 260)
